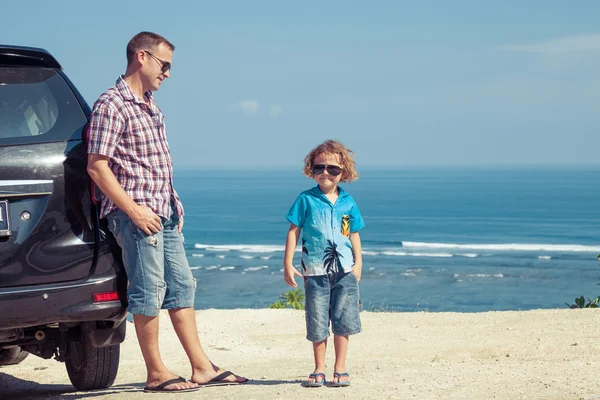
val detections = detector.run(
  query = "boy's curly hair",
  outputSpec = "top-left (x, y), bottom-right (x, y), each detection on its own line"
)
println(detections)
top-left (302, 140), bottom-right (359, 183)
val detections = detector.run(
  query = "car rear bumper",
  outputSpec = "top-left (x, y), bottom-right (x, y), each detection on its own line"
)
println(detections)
top-left (0, 272), bottom-right (127, 330)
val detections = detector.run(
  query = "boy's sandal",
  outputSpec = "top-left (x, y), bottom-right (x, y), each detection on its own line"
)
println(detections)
top-left (330, 372), bottom-right (351, 387)
top-left (301, 372), bottom-right (326, 387)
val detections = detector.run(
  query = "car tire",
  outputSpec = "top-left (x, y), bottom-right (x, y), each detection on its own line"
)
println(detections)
top-left (0, 347), bottom-right (29, 366)
top-left (65, 323), bottom-right (120, 391)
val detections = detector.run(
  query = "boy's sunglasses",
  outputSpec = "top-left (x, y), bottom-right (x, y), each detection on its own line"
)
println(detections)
top-left (145, 51), bottom-right (172, 73)
top-left (312, 164), bottom-right (342, 176)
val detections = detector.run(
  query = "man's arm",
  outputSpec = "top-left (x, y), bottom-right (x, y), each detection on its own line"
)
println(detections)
top-left (87, 153), bottom-right (162, 235)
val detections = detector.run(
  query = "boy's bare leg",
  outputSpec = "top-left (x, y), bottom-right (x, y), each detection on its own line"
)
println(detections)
top-left (134, 314), bottom-right (198, 390)
top-left (307, 339), bottom-right (327, 384)
top-left (168, 308), bottom-right (247, 383)
top-left (333, 335), bottom-right (350, 384)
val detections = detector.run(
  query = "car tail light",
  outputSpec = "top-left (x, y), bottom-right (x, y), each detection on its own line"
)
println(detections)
top-left (93, 291), bottom-right (120, 303)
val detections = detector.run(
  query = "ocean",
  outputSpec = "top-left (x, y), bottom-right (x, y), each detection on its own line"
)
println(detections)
top-left (174, 166), bottom-right (600, 312)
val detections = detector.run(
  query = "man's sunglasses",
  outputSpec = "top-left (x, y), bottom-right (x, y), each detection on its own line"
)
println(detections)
top-left (312, 164), bottom-right (343, 176)
top-left (145, 51), bottom-right (172, 73)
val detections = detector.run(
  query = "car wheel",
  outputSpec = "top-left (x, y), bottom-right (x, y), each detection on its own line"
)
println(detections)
top-left (0, 347), bottom-right (29, 366)
top-left (65, 323), bottom-right (120, 391)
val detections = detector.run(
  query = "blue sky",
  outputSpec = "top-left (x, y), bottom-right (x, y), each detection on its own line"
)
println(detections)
top-left (2, 1), bottom-right (600, 167)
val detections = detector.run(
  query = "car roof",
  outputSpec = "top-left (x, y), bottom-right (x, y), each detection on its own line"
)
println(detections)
top-left (0, 45), bottom-right (61, 69)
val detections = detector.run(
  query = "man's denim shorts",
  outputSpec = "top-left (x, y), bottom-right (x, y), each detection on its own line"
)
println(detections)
top-left (107, 207), bottom-right (196, 317)
top-left (303, 271), bottom-right (362, 342)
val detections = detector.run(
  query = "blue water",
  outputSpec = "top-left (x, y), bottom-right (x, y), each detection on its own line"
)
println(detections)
top-left (175, 166), bottom-right (600, 312)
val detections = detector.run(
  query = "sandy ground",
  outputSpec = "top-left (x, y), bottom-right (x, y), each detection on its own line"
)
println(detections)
top-left (1, 309), bottom-right (600, 399)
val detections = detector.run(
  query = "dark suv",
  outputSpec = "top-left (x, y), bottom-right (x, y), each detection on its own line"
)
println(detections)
top-left (0, 46), bottom-right (127, 390)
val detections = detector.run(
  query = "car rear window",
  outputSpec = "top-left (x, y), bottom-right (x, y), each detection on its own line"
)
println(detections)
top-left (0, 67), bottom-right (87, 144)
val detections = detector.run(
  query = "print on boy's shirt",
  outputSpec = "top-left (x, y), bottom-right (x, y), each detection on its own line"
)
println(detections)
top-left (341, 215), bottom-right (350, 237)
top-left (302, 238), bottom-right (308, 272)
top-left (323, 240), bottom-right (343, 275)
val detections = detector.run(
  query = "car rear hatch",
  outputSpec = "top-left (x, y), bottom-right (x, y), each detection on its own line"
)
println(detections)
top-left (0, 46), bottom-right (95, 288)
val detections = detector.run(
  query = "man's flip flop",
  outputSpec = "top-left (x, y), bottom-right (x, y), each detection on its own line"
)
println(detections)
top-left (196, 371), bottom-right (249, 387)
top-left (143, 376), bottom-right (199, 393)
top-left (330, 372), bottom-right (351, 387)
top-left (301, 372), bottom-right (326, 387)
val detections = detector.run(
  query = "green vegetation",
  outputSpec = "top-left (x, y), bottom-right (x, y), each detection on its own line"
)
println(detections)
top-left (269, 288), bottom-right (305, 310)
top-left (567, 296), bottom-right (599, 309)
top-left (566, 254), bottom-right (600, 309)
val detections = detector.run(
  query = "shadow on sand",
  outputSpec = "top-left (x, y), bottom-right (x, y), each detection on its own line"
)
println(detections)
top-left (0, 372), bottom-right (301, 398)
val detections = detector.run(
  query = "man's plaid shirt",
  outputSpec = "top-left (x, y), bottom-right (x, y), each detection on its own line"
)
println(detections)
top-left (87, 76), bottom-right (184, 220)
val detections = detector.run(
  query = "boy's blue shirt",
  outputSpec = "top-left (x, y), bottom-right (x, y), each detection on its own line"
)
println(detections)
top-left (286, 185), bottom-right (365, 276)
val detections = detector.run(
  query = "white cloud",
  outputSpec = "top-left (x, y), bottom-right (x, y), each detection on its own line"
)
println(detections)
top-left (269, 104), bottom-right (282, 117)
top-left (501, 33), bottom-right (600, 54)
top-left (229, 100), bottom-right (259, 116)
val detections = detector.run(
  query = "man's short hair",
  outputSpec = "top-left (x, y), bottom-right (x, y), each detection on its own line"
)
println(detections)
top-left (126, 31), bottom-right (175, 65)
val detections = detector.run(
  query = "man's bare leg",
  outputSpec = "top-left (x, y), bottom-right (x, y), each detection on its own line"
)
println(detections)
top-left (168, 308), bottom-right (247, 383)
top-left (134, 314), bottom-right (198, 390)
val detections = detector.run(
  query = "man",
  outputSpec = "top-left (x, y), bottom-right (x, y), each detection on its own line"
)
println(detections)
top-left (87, 31), bottom-right (247, 393)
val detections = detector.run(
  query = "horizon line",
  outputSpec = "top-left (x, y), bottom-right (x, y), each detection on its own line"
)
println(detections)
top-left (174, 163), bottom-right (600, 170)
